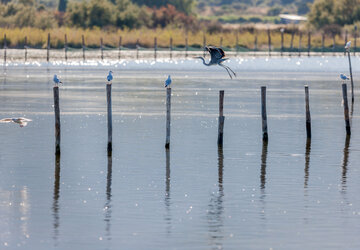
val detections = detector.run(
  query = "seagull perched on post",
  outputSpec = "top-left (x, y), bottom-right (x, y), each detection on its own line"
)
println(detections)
top-left (53, 75), bottom-right (62, 86)
top-left (165, 75), bottom-right (172, 88)
top-left (107, 71), bottom-right (113, 84)
top-left (194, 46), bottom-right (236, 79)
top-left (340, 73), bottom-right (350, 81)
top-left (345, 41), bottom-right (351, 51)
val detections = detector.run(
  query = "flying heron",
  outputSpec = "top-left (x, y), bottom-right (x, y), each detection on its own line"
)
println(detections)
top-left (165, 75), bottom-right (172, 88)
top-left (107, 71), bottom-right (113, 83)
top-left (53, 75), bottom-right (62, 86)
top-left (0, 117), bottom-right (32, 127)
top-left (194, 46), bottom-right (236, 79)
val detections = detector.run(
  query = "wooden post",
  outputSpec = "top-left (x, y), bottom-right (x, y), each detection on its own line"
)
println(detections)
top-left (106, 83), bottom-right (112, 154)
top-left (354, 26), bottom-right (357, 56)
top-left (165, 88), bottom-right (171, 149)
top-left (118, 36), bottom-right (122, 60)
top-left (290, 30), bottom-right (294, 51)
top-left (136, 38), bottom-right (139, 60)
top-left (217, 90), bottom-right (225, 146)
top-left (24, 36), bottom-right (27, 62)
top-left (347, 50), bottom-right (354, 103)
top-left (345, 30), bottom-right (348, 56)
top-left (267, 29), bottom-right (271, 57)
top-left (261, 86), bottom-right (268, 141)
top-left (342, 83), bottom-right (351, 136)
top-left (47, 33), bottom-right (50, 62)
top-left (322, 33), bottom-right (325, 55)
top-left (82, 35), bottom-right (85, 61)
top-left (280, 29), bottom-right (284, 56)
top-left (185, 37), bottom-right (188, 58)
top-left (154, 37), bottom-right (157, 60)
top-left (332, 34), bottom-right (336, 55)
top-left (203, 35), bottom-right (206, 57)
top-left (3, 34), bottom-right (6, 64)
top-left (254, 35), bottom-right (257, 54)
top-left (170, 37), bottom-right (173, 59)
top-left (220, 36), bottom-right (223, 48)
top-left (64, 34), bottom-right (68, 61)
top-left (236, 33), bottom-right (239, 56)
top-left (298, 31), bottom-right (302, 57)
top-left (100, 38), bottom-right (104, 61)
top-left (305, 85), bottom-right (311, 139)
top-left (307, 31), bottom-right (311, 57)
top-left (53, 86), bottom-right (61, 155)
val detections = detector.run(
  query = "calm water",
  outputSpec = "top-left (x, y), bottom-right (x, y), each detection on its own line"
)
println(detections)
top-left (1, 57), bottom-right (360, 249)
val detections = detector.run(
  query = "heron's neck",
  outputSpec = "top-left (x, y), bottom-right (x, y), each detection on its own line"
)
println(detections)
top-left (199, 57), bottom-right (210, 66)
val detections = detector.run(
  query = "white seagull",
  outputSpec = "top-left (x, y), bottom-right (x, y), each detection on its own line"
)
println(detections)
top-left (345, 41), bottom-right (351, 50)
top-left (165, 75), bottom-right (171, 88)
top-left (340, 73), bottom-right (350, 81)
top-left (53, 75), bottom-right (62, 86)
top-left (0, 117), bottom-right (32, 127)
top-left (107, 71), bottom-right (113, 83)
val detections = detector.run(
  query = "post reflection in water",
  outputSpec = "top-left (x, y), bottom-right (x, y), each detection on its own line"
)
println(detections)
top-left (52, 153), bottom-right (61, 245)
top-left (260, 140), bottom-right (268, 220)
top-left (207, 146), bottom-right (224, 249)
top-left (304, 139), bottom-right (311, 189)
top-left (104, 154), bottom-right (113, 242)
top-left (341, 136), bottom-right (351, 191)
top-left (164, 149), bottom-right (171, 234)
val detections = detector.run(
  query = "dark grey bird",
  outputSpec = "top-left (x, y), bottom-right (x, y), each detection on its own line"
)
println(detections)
top-left (194, 46), bottom-right (236, 79)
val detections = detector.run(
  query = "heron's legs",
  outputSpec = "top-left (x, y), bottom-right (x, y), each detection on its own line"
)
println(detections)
top-left (219, 64), bottom-right (233, 79)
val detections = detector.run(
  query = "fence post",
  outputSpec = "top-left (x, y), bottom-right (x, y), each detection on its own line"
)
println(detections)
top-left (165, 88), bottom-right (171, 149)
top-left (47, 33), bottom-right (50, 62)
top-left (170, 37), bottom-right (173, 59)
top-left (267, 29), bottom-right (271, 57)
top-left (154, 37), bottom-right (157, 60)
top-left (261, 86), bottom-right (268, 141)
top-left (82, 35), bottom-right (85, 61)
top-left (342, 84), bottom-right (351, 136)
top-left (118, 36), bottom-right (122, 60)
top-left (64, 34), bottom-right (68, 61)
top-left (53, 86), bottom-right (61, 155)
top-left (24, 36), bottom-right (27, 62)
top-left (217, 90), bottom-right (225, 146)
top-left (3, 34), bottom-right (6, 64)
top-left (305, 85), bottom-right (311, 139)
top-left (307, 31), bottom-right (311, 57)
top-left (106, 83), bottom-right (112, 154)
top-left (100, 37), bottom-right (104, 61)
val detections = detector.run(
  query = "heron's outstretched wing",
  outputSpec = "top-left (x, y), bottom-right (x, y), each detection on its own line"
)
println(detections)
top-left (206, 46), bottom-right (225, 60)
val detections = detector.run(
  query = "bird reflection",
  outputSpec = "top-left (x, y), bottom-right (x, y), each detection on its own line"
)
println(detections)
top-left (104, 154), bottom-right (113, 242)
top-left (341, 136), bottom-right (351, 191)
top-left (207, 146), bottom-right (224, 249)
top-left (52, 153), bottom-right (61, 245)
top-left (304, 139), bottom-right (311, 189)
top-left (164, 149), bottom-right (171, 234)
top-left (260, 140), bottom-right (268, 220)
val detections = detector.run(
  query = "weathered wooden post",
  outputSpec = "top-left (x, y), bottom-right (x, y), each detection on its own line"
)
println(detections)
top-left (47, 33), bottom-right (50, 62)
top-left (267, 29), bottom-right (271, 57)
top-left (170, 37), bottom-right (173, 59)
top-left (298, 31), bottom-right (302, 57)
top-left (165, 88), bottom-right (171, 149)
top-left (342, 83), bottom-right (351, 136)
top-left (217, 90), bottom-right (225, 146)
top-left (220, 36), bottom-right (223, 48)
top-left (64, 34), bottom-right (68, 61)
top-left (280, 28), bottom-right (284, 56)
top-left (53, 86), bottom-right (61, 155)
top-left (307, 31), bottom-right (311, 57)
top-left (136, 38), bottom-right (139, 60)
top-left (106, 82), bottom-right (112, 154)
top-left (3, 34), bottom-right (7, 64)
top-left (332, 34), bottom-right (336, 55)
top-left (305, 85), bottom-right (311, 139)
top-left (100, 37), bottom-right (104, 61)
top-left (236, 33), bottom-right (239, 56)
top-left (82, 35), bottom-right (85, 61)
top-left (254, 34), bottom-right (258, 55)
top-left (24, 36), bottom-right (27, 62)
top-left (290, 30), bottom-right (295, 56)
top-left (118, 36), bottom-right (122, 60)
top-left (346, 47), bottom-right (354, 103)
top-left (322, 33), bottom-right (325, 55)
top-left (185, 37), bottom-right (188, 58)
top-left (154, 37), bottom-right (157, 60)
top-left (261, 86), bottom-right (268, 141)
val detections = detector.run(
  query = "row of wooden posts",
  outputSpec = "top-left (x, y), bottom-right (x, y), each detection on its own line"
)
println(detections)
top-left (2, 31), bottom-right (358, 63)
top-left (52, 82), bottom-right (353, 156)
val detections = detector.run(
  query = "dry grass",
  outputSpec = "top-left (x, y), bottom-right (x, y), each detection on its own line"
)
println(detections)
top-left (0, 27), bottom-right (350, 50)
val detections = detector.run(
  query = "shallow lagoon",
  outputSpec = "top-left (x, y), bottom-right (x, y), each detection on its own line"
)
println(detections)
top-left (1, 57), bottom-right (360, 249)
